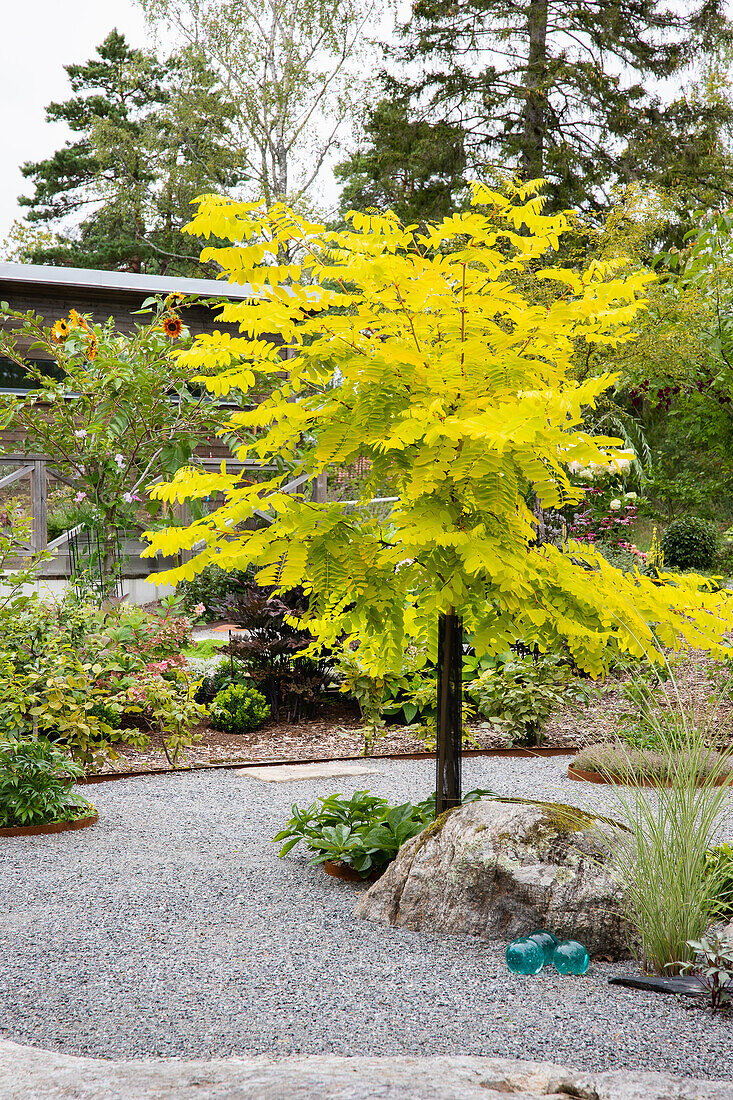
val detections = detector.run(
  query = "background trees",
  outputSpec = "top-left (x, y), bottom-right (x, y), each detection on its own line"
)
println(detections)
top-left (337, 0), bottom-right (733, 220)
top-left (16, 30), bottom-right (239, 274)
top-left (137, 0), bottom-right (381, 207)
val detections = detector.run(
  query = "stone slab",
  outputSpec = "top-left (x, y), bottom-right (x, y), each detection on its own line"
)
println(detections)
top-left (238, 761), bottom-right (379, 783)
top-left (0, 1043), bottom-right (732, 1100)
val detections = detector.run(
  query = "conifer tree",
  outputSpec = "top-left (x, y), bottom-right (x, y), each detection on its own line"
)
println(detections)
top-left (334, 99), bottom-right (466, 224)
top-left (18, 30), bottom-right (238, 274)
top-left (377, 0), bottom-right (733, 212)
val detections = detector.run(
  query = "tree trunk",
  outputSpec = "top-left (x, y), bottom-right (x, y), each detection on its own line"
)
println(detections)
top-left (521, 0), bottom-right (548, 181)
top-left (274, 141), bottom-right (288, 201)
top-left (436, 609), bottom-right (463, 816)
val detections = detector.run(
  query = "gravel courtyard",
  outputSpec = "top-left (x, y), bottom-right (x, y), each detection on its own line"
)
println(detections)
top-left (0, 756), bottom-right (731, 1080)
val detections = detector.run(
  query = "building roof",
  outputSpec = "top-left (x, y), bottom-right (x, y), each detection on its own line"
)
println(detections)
top-left (0, 261), bottom-right (253, 300)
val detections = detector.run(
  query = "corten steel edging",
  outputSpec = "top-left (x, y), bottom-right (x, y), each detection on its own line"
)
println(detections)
top-left (0, 812), bottom-right (98, 837)
top-left (77, 746), bottom-right (579, 785)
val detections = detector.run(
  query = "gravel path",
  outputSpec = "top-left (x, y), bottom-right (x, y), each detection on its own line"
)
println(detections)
top-left (1, 756), bottom-right (731, 1080)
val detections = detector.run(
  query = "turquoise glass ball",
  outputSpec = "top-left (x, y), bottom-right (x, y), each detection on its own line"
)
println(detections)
top-left (553, 940), bottom-right (590, 975)
top-left (506, 937), bottom-right (544, 975)
top-left (527, 930), bottom-right (559, 966)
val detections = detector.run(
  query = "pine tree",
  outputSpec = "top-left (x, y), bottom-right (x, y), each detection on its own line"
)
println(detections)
top-left (18, 30), bottom-right (238, 274)
top-left (385, 0), bottom-right (733, 212)
top-left (334, 98), bottom-right (466, 223)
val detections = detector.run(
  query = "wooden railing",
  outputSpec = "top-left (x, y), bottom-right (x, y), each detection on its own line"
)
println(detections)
top-left (0, 454), bottom-right (327, 574)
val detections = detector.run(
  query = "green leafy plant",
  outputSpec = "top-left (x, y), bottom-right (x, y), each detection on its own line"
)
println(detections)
top-left (182, 638), bottom-right (228, 660)
top-left (128, 672), bottom-right (206, 764)
top-left (466, 653), bottom-right (591, 747)
top-left (336, 650), bottom-right (404, 755)
top-left (0, 738), bottom-right (94, 828)
top-left (0, 595), bottom-right (202, 769)
top-left (177, 564), bottom-right (252, 620)
top-left (661, 517), bottom-right (719, 571)
top-left (209, 683), bottom-right (270, 735)
top-left (194, 655), bottom-right (251, 704)
top-left (670, 935), bottom-right (733, 1012)
top-left (274, 787), bottom-right (495, 878)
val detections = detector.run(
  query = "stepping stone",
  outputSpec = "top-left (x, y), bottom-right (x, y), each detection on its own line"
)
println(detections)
top-left (238, 761), bottom-right (380, 783)
top-left (609, 975), bottom-right (717, 998)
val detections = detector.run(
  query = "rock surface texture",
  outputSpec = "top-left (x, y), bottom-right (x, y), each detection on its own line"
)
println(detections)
top-left (355, 797), bottom-right (630, 958)
top-left (0, 1043), bottom-right (731, 1100)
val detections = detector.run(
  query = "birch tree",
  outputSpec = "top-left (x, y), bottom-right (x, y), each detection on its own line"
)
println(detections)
top-left (139, 0), bottom-right (382, 205)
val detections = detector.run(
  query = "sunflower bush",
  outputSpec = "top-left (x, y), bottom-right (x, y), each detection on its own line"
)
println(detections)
top-left (0, 295), bottom-right (227, 597)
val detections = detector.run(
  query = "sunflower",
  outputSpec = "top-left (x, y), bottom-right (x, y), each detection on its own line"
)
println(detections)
top-left (86, 336), bottom-right (98, 362)
top-left (164, 293), bottom-right (186, 309)
top-left (51, 319), bottom-right (69, 341)
top-left (162, 314), bottom-right (183, 339)
top-left (69, 308), bottom-right (90, 332)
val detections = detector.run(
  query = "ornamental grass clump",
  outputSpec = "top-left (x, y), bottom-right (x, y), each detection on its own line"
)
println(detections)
top-left (603, 713), bottom-right (733, 974)
top-left (0, 738), bottom-right (94, 828)
top-left (574, 741), bottom-right (733, 784)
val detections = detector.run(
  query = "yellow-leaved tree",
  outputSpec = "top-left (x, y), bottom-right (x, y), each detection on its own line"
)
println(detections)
top-left (143, 181), bottom-right (733, 805)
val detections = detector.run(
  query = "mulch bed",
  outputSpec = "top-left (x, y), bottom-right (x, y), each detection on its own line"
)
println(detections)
top-left (88, 649), bottom-right (733, 778)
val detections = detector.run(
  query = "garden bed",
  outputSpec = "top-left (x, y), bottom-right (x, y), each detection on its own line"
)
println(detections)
top-left (570, 741), bottom-right (733, 787)
top-left (78, 627), bottom-right (733, 778)
top-left (91, 698), bottom-right (586, 777)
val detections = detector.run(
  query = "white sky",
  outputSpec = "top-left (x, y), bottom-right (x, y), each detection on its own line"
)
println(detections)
top-left (0, 0), bottom-right (152, 246)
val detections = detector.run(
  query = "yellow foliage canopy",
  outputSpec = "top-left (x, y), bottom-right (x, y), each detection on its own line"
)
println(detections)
top-left (143, 181), bottom-right (733, 674)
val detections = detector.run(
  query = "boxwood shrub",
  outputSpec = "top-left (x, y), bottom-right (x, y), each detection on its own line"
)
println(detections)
top-left (209, 683), bottom-right (270, 734)
top-left (661, 518), bottom-right (719, 571)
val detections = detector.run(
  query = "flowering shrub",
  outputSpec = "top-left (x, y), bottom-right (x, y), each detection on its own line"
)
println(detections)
top-left (568, 489), bottom-right (639, 548)
top-left (0, 296), bottom-right (227, 595)
top-left (0, 590), bottom-right (201, 768)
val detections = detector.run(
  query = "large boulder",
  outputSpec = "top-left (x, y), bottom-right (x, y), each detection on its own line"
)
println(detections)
top-left (355, 797), bottom-right (630, 958)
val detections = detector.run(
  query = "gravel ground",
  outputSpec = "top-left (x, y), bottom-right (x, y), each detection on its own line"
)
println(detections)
top-left (1, 756), bottom-right (732, 1080)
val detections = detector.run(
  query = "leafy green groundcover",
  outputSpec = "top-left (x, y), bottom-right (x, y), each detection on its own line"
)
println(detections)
top-left (274, 787), bottom-right (494, 879)
top-left (0, 738), bottom-right (94, 829)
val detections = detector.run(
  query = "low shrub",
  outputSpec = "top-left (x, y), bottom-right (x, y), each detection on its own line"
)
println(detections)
top-left (661, 517), bottom-right (719, 571)
top-left (220, 584), bottom-right (329, 723)
top-left (0, 592), bottom-right (201, 768)
top-left (0, 738), bottom-right (94, 828)
top-left (466, 652), bottom-right (592, 747)
top-left (274, 787), bottom-right (495, 878)
top-left (209, 683), bottom-right (270, 735)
